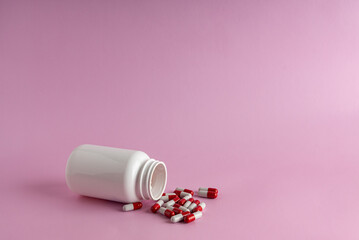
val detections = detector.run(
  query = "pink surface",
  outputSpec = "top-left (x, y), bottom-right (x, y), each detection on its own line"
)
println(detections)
top-left (1, 0), bottom-right (359, 239)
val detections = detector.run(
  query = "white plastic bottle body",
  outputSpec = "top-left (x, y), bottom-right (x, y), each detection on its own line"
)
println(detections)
top-left (65, 144), bottom-right (167, 203)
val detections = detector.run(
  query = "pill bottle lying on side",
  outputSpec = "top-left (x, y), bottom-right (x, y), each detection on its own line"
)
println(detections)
top-left (65, 144), bottom-right (167, 203)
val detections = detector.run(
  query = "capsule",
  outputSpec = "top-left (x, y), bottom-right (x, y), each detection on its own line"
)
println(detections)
top-left (198, 187), bottom-right (218, 193)
top-left (177, 195), bottom-right (192, 205)
top-left (151, 200), bottom-right (164, 213)
top-left (188, 199), bottom-right (200, 211)
top-left (158, 207), bottom-right (175, 218)
top-left (193, 202), bottom-right (206, 212)
top-left (184, 211), bottom-right (203, 223)
top-left (160, 194), bottom-right (177, 202)
top-left (164, 195), bottom-right (180, 207)
top-left (175, 188), bottom-right (195, 196)
top-left (197, 190), bottom-right (217, 199)
top-left (173, 203), bottom-right (190, 212)
top-left (178, 198), bottom-right (186, 206)
top-left (123, 202), bottom-right (142, 211)
top-left (170, 211), bottom-right (191, 223)
top-left (174, 190), bottom-right (192, 198)
top-left (183, 198), bottom-right (194, 208)
top-left (166, 206), bottom-right (183, 215)
top-left (162, 193), bottom-right (177, 196)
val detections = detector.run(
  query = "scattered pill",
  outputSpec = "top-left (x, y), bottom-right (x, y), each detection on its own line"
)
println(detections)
top-left (175, 188), bottom-right (195, 196)
top-left (198, 187), bottom-right (218, 193)
top-left (123, 202), bottom-right (142, 211)
top-left (193, 202), bottom-right (206, 212)
top-left (184, 211), bottom-right (203, 223)
top-left (151, 200), bottom-right (164, 213)
top-left (164, 195), bottom-right (180, 207)
top-left (174, 190), bottom-right (192, 198)
top-left (173, 203), bottom-right (190, 212)
top-left (158, 207), bottom-right (175, 218)
top-left (160, 194), bottom-right (177, 202)
top-left (183, 198), bottom-right (194, 208)
top-left (166, 206), bottom-right (183, 215)
top-left (171, 211), bottom-right (191, 223)
top-left (177, 195), bottom-right (191, 205)
top-left (197, 190), bottom-right (217, 199)
top-left (178, 198), bottom-right (186, 205)
top-left (162, 192), bottom-right (177, 196)
top-left (188, 199), bottom-right (200, 211)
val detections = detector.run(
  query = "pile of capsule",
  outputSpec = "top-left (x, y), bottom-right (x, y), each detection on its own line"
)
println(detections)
top-left (122, 187), bottom-right (218, 223)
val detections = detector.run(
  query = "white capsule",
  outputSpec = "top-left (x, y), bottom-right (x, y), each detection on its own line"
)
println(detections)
top-left (122, 202), bottom-right (142, 211)
top-left (183, 200), bottom-right (192, 208)
top-left (197, 191), bottom-right (208, 198)
top-left (180, 192), bottom-right (192, 198)
top-left (198, 202), bottom-right (206, 210)
top-left (178, 205), bottom-right (190, 212)
top-left (184, 211), bottom-right (203, 223)
top-left (164, 199), bottom-right (176, 207)
top-left (123, 204), bottom-right (134, 211)
top-left (158, 207), bottom-right (166, 215)
top-left (162, 193), bottom-right (176, 196)
top-left (171, 213), bottom-right (184, 223)
top-left (170, 212), bottom-right (191, 223)
top-left (193, 211), bottom-right (203, 219)
top-left (182, 195), bottom-right (191, 201)
top-left (160, 196), bottom-right (171, 202)
top-left (188, 202), bottom-right (198, 211)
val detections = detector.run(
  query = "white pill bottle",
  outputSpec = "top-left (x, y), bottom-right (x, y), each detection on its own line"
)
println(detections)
top-left (65, 144), bottom-right (167, 203)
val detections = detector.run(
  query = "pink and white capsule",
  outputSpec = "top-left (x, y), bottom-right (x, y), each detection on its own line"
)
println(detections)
top-left (123, 202), bottom-right (142, 211)
top-left (188, 200), bottom-right (200, 211)
top-left (170, 211), bottom-right (191, 223)
top-left (183, 198), bottom-right (194, 208)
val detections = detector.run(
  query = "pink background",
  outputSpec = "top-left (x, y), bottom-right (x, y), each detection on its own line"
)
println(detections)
top-left (1, 0), bottom-right (359, 239)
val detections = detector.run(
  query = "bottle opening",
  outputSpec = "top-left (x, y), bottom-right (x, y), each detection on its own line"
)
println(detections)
top-left (149, 162), bottom-right (167, 200)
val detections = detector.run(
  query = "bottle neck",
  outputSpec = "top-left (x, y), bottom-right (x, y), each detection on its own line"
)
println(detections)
top-left (138, 158), bottom-right (167, 201)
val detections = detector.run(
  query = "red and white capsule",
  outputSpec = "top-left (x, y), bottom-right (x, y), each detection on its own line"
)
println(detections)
top-left (173, 203), bottom-right (190, 212)
top-left (166, 206), bottom-right (183, 215)
top-left (188, 199), bottom-right (200, 211)
top-left (177, 195), bottom-right (192, 205)
top-left (198, 187), bottom-right (218, 193)
top-left (175, 188), bottom-right (195, 196)
top-left (193, 202), bottom-right (206, 212)
top-left (197, 190), bottom-right (218, 199)
top-left (184, 211), bottom-right (203, 223)
top-left (174, 190), bottom-right (192, 198)
top-left (164, 195), bottom-right (180, 207)
top-left (123, 202), bottom-right (142, 211)
top-left (162, 192), bottom-right (177, 196)
top-left (158, 207), bottom-right (175, 218)
top-left (151, 199), bottom-right (164, 213)
top-left (170, 211), bottom-right (191, 223)
top-left (183, 198), bottom-right (194, 208)
top-left (160, 194), bottom-right (177, 202)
